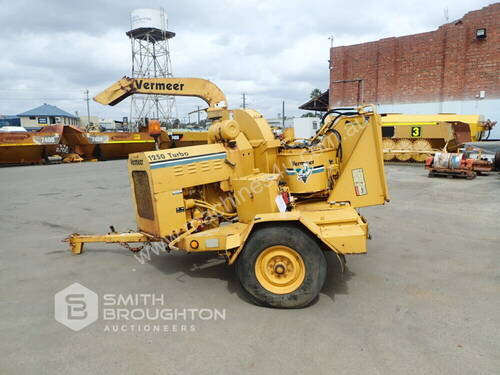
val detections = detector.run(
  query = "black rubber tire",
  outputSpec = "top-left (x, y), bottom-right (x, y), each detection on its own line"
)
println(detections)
top-left (236, 224), bottom-right (327, 308)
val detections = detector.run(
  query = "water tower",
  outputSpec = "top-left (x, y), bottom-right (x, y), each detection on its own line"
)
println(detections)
top-left (126, 8), bottom-right (176, 129)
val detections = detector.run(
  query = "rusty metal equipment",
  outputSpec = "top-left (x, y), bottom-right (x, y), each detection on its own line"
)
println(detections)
top-left (65, 76), bottom-right (389, 308)
top-left (0, 123), bottom-right (208, 165)
top-left (0, 125), bottom-right (63, 165)
top-left (425, 151), bottom-right (493, 179)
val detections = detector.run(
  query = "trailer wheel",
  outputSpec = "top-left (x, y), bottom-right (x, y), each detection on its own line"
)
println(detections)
top-left (236, 224), bottom-right (326, 308)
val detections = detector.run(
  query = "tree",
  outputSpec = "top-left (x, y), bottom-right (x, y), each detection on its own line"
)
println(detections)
top-left (310, 88), bottom-right (322, 100)
top-left (301, 112), bottom-right (316, 117)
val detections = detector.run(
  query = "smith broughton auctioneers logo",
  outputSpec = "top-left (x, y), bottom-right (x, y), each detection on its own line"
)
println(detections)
top-left (54, 282), bottom-right (226, 333)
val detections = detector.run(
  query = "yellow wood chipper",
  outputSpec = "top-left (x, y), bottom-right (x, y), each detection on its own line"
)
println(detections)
top-left (66, 77), bottom-right (389, 308)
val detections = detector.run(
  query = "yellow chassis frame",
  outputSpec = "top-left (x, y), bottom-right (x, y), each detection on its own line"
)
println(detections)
top-left (65, 205), bottom-right (369, 273)
top-left (65, 224), bottom-right (199, 255)
top-left (66, 232), bottom-right (152, 254)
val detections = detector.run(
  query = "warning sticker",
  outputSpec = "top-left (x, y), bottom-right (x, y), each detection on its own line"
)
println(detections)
top-left (352, 168), bottom-right (368, 196)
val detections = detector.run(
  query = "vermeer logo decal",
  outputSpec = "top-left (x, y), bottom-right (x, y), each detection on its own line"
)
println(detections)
top-left (135, 80), bottom-right (185, 91)
top-left (296, 163), bottom-right (313, 183)
top-left (130, 159), bottom-right (143, 166)
top-left (285, 162), bottom-right (324, 184)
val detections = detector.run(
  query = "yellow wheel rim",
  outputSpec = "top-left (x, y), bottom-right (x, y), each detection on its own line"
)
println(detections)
top-left (255, 245), bottom-right (306, 294)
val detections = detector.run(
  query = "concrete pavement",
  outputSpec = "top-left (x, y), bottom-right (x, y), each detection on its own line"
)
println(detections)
top-left (1, 161), bottom-right (499, 374)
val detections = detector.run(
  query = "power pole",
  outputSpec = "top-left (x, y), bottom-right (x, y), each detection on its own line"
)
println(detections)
top-left (84, 89), bottom-right (91, 127)
top-left (328, 35), bottom-right (334, 48)
top-left (282, 100), bottom-right (285, 127)
top-left (241, 93), bottom-right (246, 109)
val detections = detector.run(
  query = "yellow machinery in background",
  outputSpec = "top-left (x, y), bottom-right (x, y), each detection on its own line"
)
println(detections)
top-left (61, 126), bottom-right (208, 161)
top-left (66, 77), bottom-right (389, 308)
top-left (381, 114), bottom-right (495, 162)
top-left (0, 126), bottom-right (63, 164)
top-left (0, 125), bottom-right (208, 165)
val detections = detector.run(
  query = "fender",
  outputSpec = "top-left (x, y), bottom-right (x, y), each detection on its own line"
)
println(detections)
top-left (228, 208), bottom-right (368, 270)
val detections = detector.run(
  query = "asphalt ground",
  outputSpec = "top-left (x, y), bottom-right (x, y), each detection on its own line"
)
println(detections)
top-left (1, 161), bottom-right (499, 374)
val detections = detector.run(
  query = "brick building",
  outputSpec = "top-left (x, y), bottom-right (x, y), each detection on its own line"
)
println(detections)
top-left (329, 3), bottom-right (500, 137)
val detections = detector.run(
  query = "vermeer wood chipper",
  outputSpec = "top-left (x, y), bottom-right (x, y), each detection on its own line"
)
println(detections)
top-left (66, 77), bottom-right (389, 308)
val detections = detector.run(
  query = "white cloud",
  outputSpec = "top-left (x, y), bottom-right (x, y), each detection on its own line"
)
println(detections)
top-left (0, 0), bottom-right (492, 121)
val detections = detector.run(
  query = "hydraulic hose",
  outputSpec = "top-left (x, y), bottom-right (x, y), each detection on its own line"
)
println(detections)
top-left (193, 200), bottom-right (237, 218)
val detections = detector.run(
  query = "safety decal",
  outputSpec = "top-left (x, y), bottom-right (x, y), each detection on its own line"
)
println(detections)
top-left (352, 168), bottom-right (367, 196)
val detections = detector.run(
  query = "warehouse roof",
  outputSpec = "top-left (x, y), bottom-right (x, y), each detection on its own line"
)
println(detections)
top-left (299, 90), bottom-right (329, 112)
top-left (17, 103), bottom-right (77, 118)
